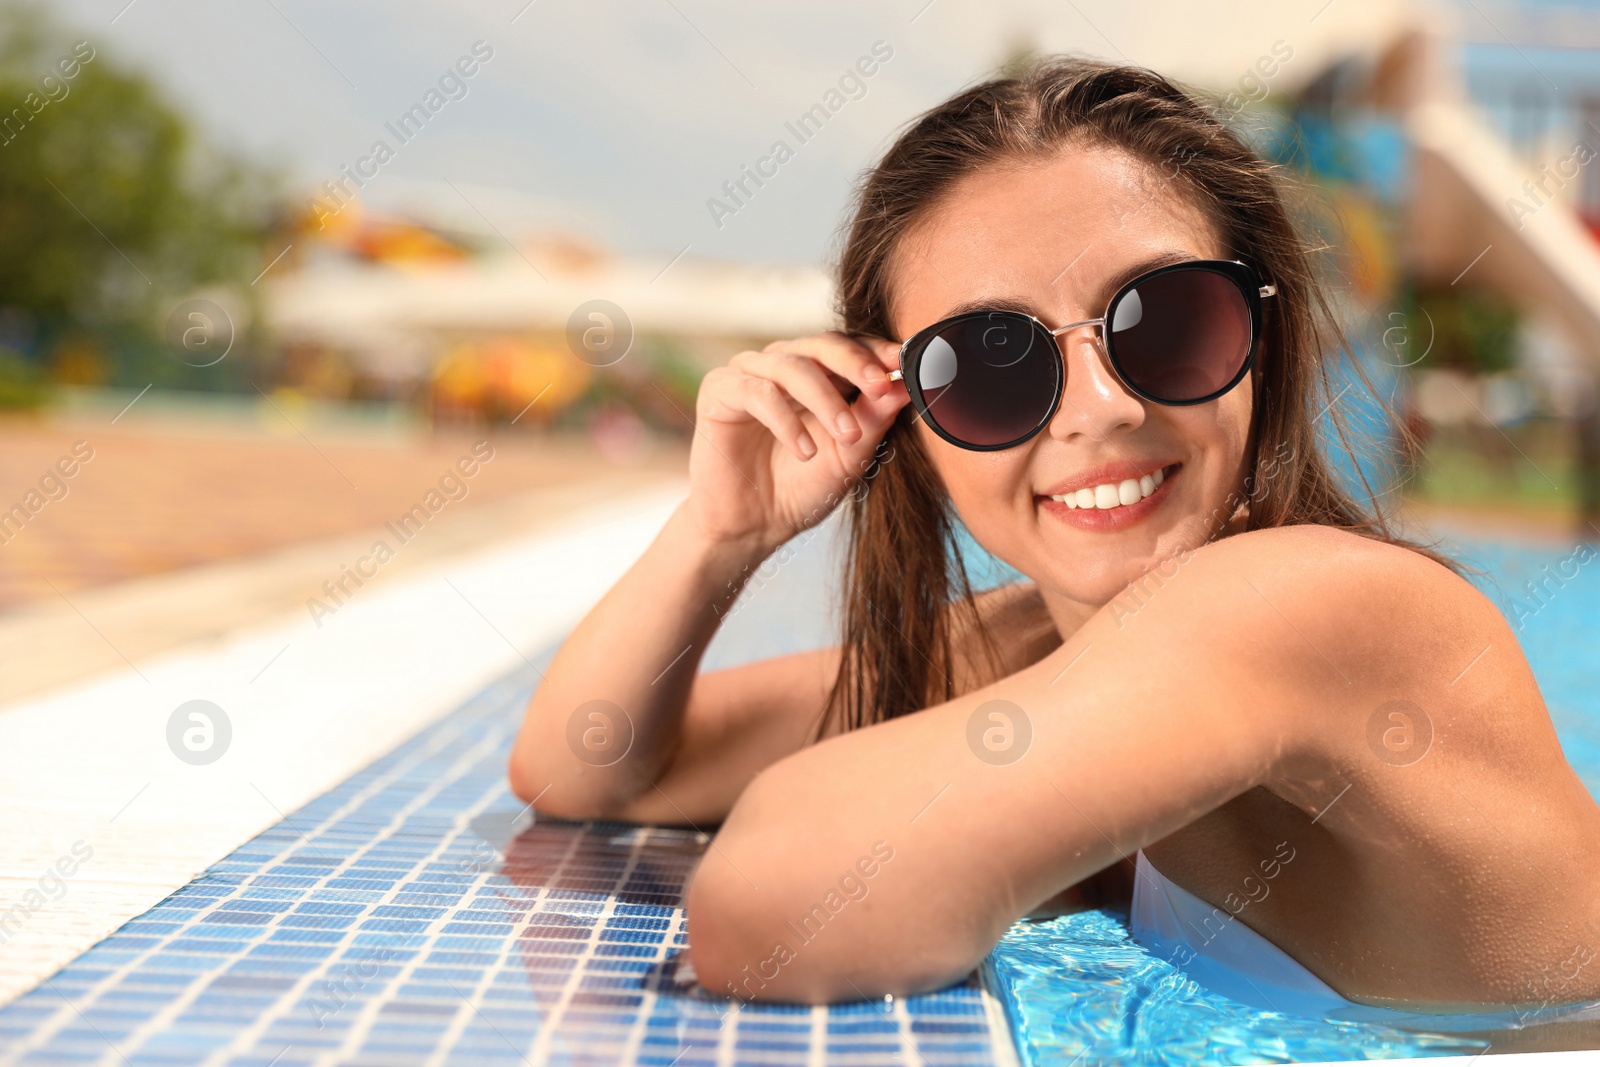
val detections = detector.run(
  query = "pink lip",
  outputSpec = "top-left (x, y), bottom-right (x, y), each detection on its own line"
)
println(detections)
top-left (1036, 463), bottom-right (1180, 532)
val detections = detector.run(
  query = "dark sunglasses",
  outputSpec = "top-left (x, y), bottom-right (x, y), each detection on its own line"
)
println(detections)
top-left (886, 259), bottom-right (1276, 451)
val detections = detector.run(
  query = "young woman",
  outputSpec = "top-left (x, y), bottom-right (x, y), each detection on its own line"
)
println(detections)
top-left (509, 59), bottom-right (1600, 1025)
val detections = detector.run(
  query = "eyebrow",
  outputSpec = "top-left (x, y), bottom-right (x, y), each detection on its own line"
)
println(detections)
top-left (933, 249), bottom-right (1201, 325)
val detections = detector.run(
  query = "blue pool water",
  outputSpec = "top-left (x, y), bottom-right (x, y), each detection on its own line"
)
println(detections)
top-left (985, 527), bottom-right (1600, 1065)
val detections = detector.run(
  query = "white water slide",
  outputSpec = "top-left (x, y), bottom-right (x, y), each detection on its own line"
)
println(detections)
top-left (1390, 26), bottom-right (1600, 363)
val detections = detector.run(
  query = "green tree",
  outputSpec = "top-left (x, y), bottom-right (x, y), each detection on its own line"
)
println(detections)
top-left (0, 3), bottom-right (283, 398)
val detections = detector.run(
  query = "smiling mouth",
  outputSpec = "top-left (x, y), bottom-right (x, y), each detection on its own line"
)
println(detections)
top-left (1039, 463), bottom-right (1181, 511)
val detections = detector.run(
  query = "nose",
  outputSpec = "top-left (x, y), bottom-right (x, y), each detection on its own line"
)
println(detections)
top-left (1043, 323), bottom-right (1146, 442)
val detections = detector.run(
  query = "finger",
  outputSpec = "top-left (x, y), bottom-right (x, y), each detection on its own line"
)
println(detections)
top-left (697, 368), bottom-right (812, 454)
top-left (733, 350), bottom-right (863, 443)
top-left (736, 375), bottom-right (818, 461)
top-left (768, 332), bottom-right (899, 397)
top-left (696, 366), bottom-right (759, 423)
top-left (843, 365), bottom-right (912, 446)
top-left (848, 337), bottom-right (910, 417)
top-left (866, 336), bottom-right (903, 375)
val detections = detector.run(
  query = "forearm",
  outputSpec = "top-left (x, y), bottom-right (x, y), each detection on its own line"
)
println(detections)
top-left (509, 500), bottom-right (770, 816)
top-left (684, 530), bottom-right (1331, 1002)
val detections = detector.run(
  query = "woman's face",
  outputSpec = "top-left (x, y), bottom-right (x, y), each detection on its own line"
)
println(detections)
top-left (887, 144), bottom-right (1256, 635)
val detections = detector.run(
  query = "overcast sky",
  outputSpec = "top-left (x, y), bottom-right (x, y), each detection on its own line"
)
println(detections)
top-left (41, 0), bottom-right (1412, 267)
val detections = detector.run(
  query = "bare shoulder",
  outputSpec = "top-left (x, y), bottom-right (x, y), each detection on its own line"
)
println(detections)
top-left (1149, 523), bottom-right (1513, 703)
top-left (1182, 523), bottom-right (1484, 617)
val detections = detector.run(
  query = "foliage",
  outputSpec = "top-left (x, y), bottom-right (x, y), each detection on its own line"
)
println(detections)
top-left (0, 348), bottom-right (46, 407)
top-left (0, 3), bottom-right (281, 400)
top-left (1408, 287), bottom-right (1521, 375)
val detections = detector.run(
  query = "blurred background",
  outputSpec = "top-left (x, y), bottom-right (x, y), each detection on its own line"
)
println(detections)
top-left (2, 0), bottom-right (1599, 705)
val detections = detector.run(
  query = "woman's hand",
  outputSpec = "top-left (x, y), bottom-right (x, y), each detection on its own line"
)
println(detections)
top-left (685, 331), bottom-right (910, 554)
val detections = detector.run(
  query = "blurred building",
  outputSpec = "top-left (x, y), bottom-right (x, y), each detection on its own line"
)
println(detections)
top-left (259, 203), bottom-right (832, 435)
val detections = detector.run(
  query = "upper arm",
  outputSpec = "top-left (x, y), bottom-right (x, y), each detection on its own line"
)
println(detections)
top-left (685, 526), bottom-right (1409, 1001)
top-left (609, 643), bottom-right (841, 826)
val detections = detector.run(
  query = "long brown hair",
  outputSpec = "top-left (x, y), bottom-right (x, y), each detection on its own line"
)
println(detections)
top-left (816, 57), bottom-right (1469, 740)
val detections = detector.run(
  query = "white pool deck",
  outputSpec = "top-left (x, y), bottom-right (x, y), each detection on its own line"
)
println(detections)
top-left (0, 481), bottom-right (691, 1009)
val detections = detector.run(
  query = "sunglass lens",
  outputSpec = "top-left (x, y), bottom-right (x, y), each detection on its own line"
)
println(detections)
top-left (915, 313), bottom-right (1058, 447)
top-left (1108, 267), bottom-right (1252, 402)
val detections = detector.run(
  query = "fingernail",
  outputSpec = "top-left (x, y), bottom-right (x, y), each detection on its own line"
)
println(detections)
top-left (835, 411), bottom-right (858, 436)
top-left (797, 431), bottom-right (816, 457)
top-left (863, 364), bottom-right (886, 382)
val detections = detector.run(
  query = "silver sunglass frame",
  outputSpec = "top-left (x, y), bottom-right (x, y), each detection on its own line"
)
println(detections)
top-left (879, 258), bottom-right (1278, 452)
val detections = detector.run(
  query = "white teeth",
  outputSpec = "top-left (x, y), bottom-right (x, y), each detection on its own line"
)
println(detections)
top-left (1048, 467), bottom-right (1171, 510)
top-left (1153, 467), bottom-right (1164, 487)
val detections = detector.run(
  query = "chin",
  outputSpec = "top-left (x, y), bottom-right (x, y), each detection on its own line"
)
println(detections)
top-left (1037, 561), bottom-right (1141, 608)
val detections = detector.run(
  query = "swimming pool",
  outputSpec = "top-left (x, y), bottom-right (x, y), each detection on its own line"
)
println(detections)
top-left (0, 520), bottom-right (1593, 1065)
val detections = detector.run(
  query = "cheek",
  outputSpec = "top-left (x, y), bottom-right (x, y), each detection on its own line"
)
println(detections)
top-left (1223, 386), bottom-right (1255, 464)
top-left (918, 426), bottom-right (1030, 520)
top-left (1185, 383), bottom-right (1253, 461)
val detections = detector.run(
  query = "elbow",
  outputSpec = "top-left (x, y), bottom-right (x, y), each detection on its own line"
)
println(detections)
top-left (506, 752), bottom-right (546, 809)
top-left (684, 852), bottom-right (795, 1002)
top-left (506, 750), bottom-right (594, 821)
top-left (684, 855), bottom-right (982, 1004)
top-left (505, 748), bottom-right (645, 823)
top-left (681, 864), bottom-right (746, 1000)
top-left (681, 777), bottom-right (801, 1000)
top-left (682, 771), bottom-right (983, 1004)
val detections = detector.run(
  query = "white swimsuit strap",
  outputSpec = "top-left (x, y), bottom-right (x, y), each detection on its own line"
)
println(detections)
top-left (1127, 848), bottom-right (1600, 1031)
top-left (1130, 848), bottom-right (1346, 1017)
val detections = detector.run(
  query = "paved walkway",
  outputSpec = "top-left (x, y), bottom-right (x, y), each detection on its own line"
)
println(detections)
top-left (0, 408), bottom-right (687, 612)
top-left (0, 406), bottom-right (688, 709)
